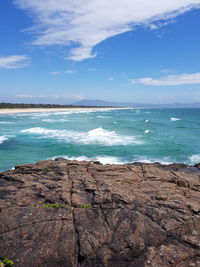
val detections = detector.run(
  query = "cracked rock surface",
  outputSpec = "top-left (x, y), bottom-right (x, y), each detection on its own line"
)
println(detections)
top-left (0, 159), bottom-right (200, 267)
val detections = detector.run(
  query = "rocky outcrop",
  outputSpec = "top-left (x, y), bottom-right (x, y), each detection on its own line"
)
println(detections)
top-left (0, 159), bottom-right (200, 267)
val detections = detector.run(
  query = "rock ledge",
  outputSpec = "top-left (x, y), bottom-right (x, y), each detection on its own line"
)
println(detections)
top-left (0, 159), bottom-right (200, 267)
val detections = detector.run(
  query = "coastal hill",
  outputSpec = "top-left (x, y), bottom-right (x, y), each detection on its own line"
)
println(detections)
top-left (73, 99), bottom-right (200, 108)
top-left (0, 159), bottom-right (199, 266)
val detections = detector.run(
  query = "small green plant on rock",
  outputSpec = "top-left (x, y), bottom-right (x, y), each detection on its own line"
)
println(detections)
top-left (42, 167), bottom-right (50, 171)
top-left (43, 203), bottom-right (65, 208)
top-left (0, 258), bottom-right (14, 267)
top-left (80, 204), bottom-right (92, 209)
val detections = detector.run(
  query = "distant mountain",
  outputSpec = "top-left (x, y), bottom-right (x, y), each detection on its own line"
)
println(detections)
top-left (72, 99), bottom-right (136, 107)
top-left (73, 99), bottom-right (200, 108)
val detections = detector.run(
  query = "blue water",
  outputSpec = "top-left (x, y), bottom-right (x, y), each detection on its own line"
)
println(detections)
top-left (0, 108), bottom-right (200, 172)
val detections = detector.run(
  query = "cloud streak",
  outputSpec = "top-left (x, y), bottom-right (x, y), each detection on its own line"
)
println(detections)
top-left (50, 70), bottom-right (77, 75)
top-left (0, 55), bottom-right (30, 69)
top-left (14, 0), bottom-right (200, 61)
top-left (132, 72), bottom-right (200, 86)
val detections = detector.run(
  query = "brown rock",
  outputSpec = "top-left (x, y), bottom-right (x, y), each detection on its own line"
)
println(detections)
top-left (0, 160), bottom-right (200, 266)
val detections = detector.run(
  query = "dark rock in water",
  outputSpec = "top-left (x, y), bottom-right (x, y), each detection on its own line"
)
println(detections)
top-left (0, 160), bottom-right (200, 267)
top-left (194, 162), bottom-right (200, 169)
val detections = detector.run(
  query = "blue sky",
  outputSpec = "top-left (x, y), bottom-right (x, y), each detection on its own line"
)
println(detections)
top-left (1, 0), bottom-right (200, 104)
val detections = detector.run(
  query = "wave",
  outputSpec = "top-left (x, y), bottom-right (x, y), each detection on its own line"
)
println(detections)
top-left (52, 155), bottom-right (125, 165)
top-left (21, 127), bottom-right (144, 146)
top-left (188, 154), bottom-right (200, 164)
top-left (144, 130), bottom-right (150, 134)
top-left (133, 156), bottom-right (173, 165)
top-left (51, 155), bottom-right (173, 165)
top-left (145, 120), bottom-right (149, 123)
top-left (42, 119), bottom-right (69, 123)
top-left (0, 136), bottom-right (8, 144)
top-left (0, 121), bottom-right (13, 124)
top-left (96, 115), bottom-right (106, 118)
top-left (170, 117), bottom-right (181, 121)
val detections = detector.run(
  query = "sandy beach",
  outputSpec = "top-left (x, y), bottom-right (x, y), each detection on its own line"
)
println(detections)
top-left (0, 107), bottom-right (133, 114)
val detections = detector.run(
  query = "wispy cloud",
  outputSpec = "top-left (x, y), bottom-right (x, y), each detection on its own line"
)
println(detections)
top-left (15, 93), bottom-right (84, 100)
top-left (14, 0), bottom-right (200, 61)
top-left (88, 68), bottom-right (96, 72)
top-left (15, 94), bottom-right (36, 99)
top-left (132, 72), bottom-right (200, 86)
top-left (50, 70), bottom-right (76, 75)
top-left (0, 55), bottom-right (30, 69)
top-left (108, 77), bottom-right (115, 81)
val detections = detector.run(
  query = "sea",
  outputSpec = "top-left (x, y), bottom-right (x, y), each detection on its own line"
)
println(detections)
top-left (0, 108), bottom-right (200, 172)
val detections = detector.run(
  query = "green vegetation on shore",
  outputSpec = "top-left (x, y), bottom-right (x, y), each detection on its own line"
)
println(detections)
top-left (0, 103), bottom-right (111, 109)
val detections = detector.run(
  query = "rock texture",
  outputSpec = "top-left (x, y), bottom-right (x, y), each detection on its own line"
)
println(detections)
top-left (0, 159), bottom-right (200, 267)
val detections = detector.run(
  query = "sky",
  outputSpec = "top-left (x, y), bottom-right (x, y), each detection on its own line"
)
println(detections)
top-left (1, 0), bottom-right (200, 104)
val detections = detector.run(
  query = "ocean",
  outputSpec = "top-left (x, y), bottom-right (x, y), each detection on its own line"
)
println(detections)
top-left (0, 108), bottom-right (200, 172)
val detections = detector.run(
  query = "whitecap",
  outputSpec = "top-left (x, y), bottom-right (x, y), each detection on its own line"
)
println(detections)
top-left (0, 121), bottom-right (13, 124)
top-left (170, 117), bottom-right (181, 121)
top-left (188, 154), bottom-right (200, 164)
top-left (113, 121), bottom-right (118, 124)
top-left (144, 130), bottom-right (150, 134)
top-left (42, 118), bottom-right (69, 123)
top-left (145, 120), bottom-right (149, 123)
top-left (96, 115), bottom-right (106, 118)
top-left (21, 127), bottom-right (144, 146)
top-left (0, 136), bottom-right (8, 144)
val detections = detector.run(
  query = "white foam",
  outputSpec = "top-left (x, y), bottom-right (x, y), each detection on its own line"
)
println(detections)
top-left (170, 117), bottom-right (181, 121)
top-left (53, 155), bottom-right (125, 165)
top-left (96, 115), bottom-right (106, 118)
top-left (0, 121), bottom-right (13, 124)
top-left (42, 119), bottom-right (69, 123)
top-left (51, 155), bottom-right (173, 165)
top-left (113, 121), bottom-right (118, 124)
top-left (0, 136), bottom-right (8, 144)
top-left (144, 130), bottom-right (150, 134)
top-left (134, 156), bottom-right (173, 165)
top-left (145, 120), bottom-right (149, 123)
top-left (189, 154), bottom-right (200, 164)
top-left (21, 127), bottom-right (144, 146)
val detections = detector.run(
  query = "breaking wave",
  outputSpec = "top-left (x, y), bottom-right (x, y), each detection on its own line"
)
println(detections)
top-left (51, 155), bottom-right (173, 165)
top-left (188, 154), bottom-right (200, 164)
top-left (170, 117), bottom-right (181, 121)
top-left (53, 155), bottom-right (125, 165)
top-left (0, 136), bottom-right (8, 144)
top-left (21, 127), bottom-right (144, 146)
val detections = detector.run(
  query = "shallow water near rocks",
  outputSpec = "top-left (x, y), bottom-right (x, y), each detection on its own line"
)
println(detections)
top-left (0, 108), bottom-right (200, 172)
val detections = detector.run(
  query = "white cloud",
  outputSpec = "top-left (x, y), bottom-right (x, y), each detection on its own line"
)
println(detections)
top-left (108, 77), bottom-right (115, 80)
top-left (50, 70), bottom-right (76, 75)
top-left (16, 94), bottom-right (36, 99)
top-left (88, 68), bottom-right (96, 72)
top-left (64, 70), bottom-right (76, 74)
top-left (0, 55), bottom-right (30, 69)
top-left (132, 72), bottom-right (200, 86)
top-left (14, 0), bottom-right (200, 61)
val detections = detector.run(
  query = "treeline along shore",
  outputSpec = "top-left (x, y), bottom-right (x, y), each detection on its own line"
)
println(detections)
top-left (0, 102), bottom-right (113, 109)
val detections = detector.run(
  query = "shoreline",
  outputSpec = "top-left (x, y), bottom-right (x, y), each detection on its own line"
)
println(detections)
top-left (0, 107), bottom-right (134, 114)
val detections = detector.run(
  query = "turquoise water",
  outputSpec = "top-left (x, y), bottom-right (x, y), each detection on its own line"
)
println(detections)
top-left (0, 108), bottom-right (200, 172)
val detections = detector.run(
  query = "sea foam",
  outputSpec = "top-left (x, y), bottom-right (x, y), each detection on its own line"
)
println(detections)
top-left (0, 136), bottom-right (8, 144)
top-left (170, 117), bottom-right (181, 121)
top-left (53, 155), bottom-right (125, 165)
top-left (189, 154), bottom-right (200, 164)
top-left (21, 127), bottom-right (144, 146)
